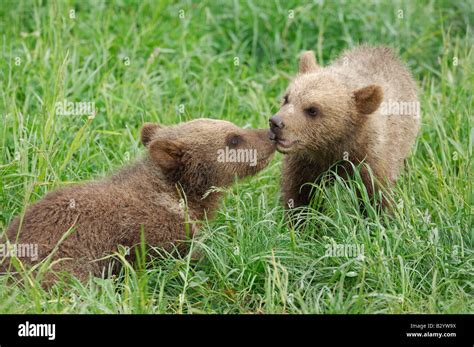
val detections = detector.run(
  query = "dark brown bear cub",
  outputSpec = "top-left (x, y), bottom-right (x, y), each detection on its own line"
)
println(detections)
top-left (268, 46), bottom-right (420, 211)
top-left (2, 119), bottom-right (275, 285)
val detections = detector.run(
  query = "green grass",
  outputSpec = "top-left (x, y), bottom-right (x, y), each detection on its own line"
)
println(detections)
top-left (0, 0), bottom-right (472, 313)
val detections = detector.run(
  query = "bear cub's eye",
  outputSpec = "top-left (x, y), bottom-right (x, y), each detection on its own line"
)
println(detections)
top-left (282, 94), bottom-right (289, 105)
top-left (227, 135), bottom-right (241, 148)
top-left (305, 106), bottom-right (319, 117)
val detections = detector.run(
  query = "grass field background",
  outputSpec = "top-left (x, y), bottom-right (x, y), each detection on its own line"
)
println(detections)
top-left (0, 0), bottom-right (472, 313)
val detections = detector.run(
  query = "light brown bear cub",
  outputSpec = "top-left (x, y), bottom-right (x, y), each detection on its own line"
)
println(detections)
top-left (3, 119), bottom-right (275, 284)
top-left (268, 46), bottom-right (420, 211)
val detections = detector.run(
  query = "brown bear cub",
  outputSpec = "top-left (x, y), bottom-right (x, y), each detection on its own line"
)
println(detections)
top-left (2, 119), bottom-right (275, 285)
top-left (268, 46), bottom-right (420, 212)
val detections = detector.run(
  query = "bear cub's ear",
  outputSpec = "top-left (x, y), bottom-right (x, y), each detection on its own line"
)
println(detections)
top-left (141, 123), bottom-right (161, 146)
top-left (299, 51), bottom-right (319, 74)
top-left (148, 139), bottom-right (184, 171)
top-left (353, 85), bottom-right (383, 115)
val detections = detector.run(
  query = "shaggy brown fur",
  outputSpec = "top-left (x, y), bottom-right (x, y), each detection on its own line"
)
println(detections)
top-left (2, 119), bottom-right (275, 285)
top-left (269, 46), bottom-right (420, 211)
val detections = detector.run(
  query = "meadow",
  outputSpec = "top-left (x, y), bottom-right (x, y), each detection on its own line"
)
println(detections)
top-left (0, 0), bottom-right (472, 313)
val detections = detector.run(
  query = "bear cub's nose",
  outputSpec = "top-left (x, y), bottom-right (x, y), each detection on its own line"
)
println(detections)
top-left (269, 115), bottom-right (284, 130)
top-left (269, 115), bottom-right (285, 140)
top-left (269, 115), bottom-right (285, 138)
